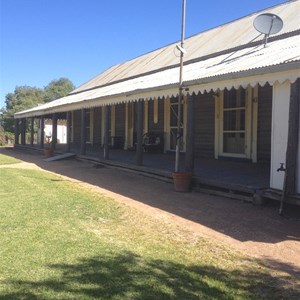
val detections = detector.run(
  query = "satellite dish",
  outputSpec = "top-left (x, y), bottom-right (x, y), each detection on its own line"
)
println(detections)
top-left (253, 13), bottom-right (283, 47)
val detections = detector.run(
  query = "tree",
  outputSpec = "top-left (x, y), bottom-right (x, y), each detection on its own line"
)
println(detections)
top-left (2, 78), bottom-right (75, 133)
top-left (3, 86), bottom-right (44, 132)
top-left (43, 78), bottom-right (75, 103)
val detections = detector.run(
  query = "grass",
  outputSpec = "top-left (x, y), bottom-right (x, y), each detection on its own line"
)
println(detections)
top-left (0, 157), bottom-right (298, 299)
top-left (0, 153), bottom-right (20, 165)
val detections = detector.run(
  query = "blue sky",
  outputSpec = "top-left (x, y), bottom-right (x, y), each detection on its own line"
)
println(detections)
top-left (0, 0), bottom-right (286, 109)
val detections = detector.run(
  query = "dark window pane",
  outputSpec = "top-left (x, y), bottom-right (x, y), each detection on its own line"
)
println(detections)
top-left (238, 89), bottom-right (246, 107)
top-left (224, 89), bottom-right (236, 108)
top-left (223, 132), bottom-right (245, 154)
top-left (224, 110), bottom-right (245, 131)
top-left (170, 97), bottom-right (178, 104)
top-left (85, 111), bottom-right (91, 124)
top-left (85, 128), bottom-right (90, 142)
top-left (170, 105), bottom-right (178, 127)
top-left (170, 103), bottom-right (183, 127)
top-left (170, 128), bottom-right (177, 150)
top-left (170, 128), bottom-right (183, 150)
top-left (224, 88), bottom-right (246, 108)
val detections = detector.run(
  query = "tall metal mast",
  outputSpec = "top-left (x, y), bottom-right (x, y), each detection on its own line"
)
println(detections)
top-left (175, 0), bottom-right (186, 172)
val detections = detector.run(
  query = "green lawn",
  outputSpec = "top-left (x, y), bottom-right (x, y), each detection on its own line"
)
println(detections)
top-left (0, 153), bottom-right (20, 165)
top-left (0, 157), bottom-right (298, 299)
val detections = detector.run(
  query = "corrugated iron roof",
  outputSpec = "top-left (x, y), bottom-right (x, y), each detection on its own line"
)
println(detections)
top-left (15, 0), bottom-right (300, 118)
top-left (71, 0), bottom-right (300, 94)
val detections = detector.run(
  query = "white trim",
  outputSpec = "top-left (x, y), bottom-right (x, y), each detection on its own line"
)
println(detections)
top-left (14, 69), bottom-right (300, 119)
top-left (216, 86), bottom-right (254, 160)
top-left (270, 81), bottom-right (290, 190)
top-left (188, 67), bottom-right (300, 95)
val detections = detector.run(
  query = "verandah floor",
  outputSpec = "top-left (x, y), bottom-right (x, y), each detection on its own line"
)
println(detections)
top-left (80, 148), bottom-right (270, 191)
top-left (18, 144), bottom-right (271, 196)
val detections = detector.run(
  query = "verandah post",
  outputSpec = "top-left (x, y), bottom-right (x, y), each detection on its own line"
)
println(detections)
top-left (103, 105), bottom-right (110, 160)
top-left (80, 109), bottom-right (86, 155)
top-left (66, 111), bottom-right (71, 153)
top-left (285, 78), bottom-right (300, 194)
top-left (51, 113), bottom-right (58, 151)
top-left (21, 118), bottom-right (26, 145)
top-left (136, 100), bottom-right (144, 166)
top-left (14, 119), bottom-right (19, 145)
top-left (40, 116), bottom-right (44, 149)
top-left (185, 94), bottom-right (195, 172)
top-left (30, 117), bottom-right (34, 146)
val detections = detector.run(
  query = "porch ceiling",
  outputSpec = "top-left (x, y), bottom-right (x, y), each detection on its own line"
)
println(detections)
top-left (14, 1), bottom-right (300, 119)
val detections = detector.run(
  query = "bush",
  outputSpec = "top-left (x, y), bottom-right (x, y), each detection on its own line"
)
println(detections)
top-left (5, 131), bottom-right (15, 145)
top-left (0, 129), bottom-right (14, 146)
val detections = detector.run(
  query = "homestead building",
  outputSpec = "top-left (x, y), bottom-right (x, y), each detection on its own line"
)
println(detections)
top-left (14, 0), bottom-right (300, 204)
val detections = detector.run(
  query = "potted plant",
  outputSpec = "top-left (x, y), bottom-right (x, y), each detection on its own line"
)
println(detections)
top-left (43, 135), bottom-right (54, 157)
top-left (172, 171), bottom-right (192, 192)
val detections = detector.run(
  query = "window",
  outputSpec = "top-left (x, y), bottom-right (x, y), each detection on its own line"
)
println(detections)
top-left (215, 86), bottom-right (258, 161)
top-left (223, 88), bottom-right (246, 154)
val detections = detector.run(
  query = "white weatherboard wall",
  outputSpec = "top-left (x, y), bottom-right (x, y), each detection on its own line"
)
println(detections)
top-left (270, 81), bottom-right (290, 190)
top-left (44, 124), bottom-right (67, 144)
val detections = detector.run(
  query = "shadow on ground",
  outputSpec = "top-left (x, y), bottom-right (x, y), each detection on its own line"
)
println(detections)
top-left (1, 148), bottom-right (300, 277)
top-left (1, 251), bottom-right (299, 300)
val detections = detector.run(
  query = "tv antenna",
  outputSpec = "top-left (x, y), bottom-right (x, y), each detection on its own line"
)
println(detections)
top-left (253, 13), bottom-right (283, 47)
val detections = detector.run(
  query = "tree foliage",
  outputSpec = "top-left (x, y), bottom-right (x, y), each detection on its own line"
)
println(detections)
top-left (3, 86), bottom-right (44, 132)
top-left (2, 78), bottom-right (75, 132)
top-left (5, 86), bottom-right (44, 112)
top-left (44, 78), bottom-right (75, 103)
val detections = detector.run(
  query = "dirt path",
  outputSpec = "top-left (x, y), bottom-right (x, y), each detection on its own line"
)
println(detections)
top-left (1, 148), bottom-right (300, 278)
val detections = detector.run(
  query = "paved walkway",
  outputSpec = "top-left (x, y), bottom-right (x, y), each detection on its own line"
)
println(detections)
top-left (1, 148), bottom-right (300, 278)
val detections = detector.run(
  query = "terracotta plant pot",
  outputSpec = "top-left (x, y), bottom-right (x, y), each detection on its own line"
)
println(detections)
top-left (43, 148), bottom-right (54, 157)
top-left (172, 172), bottom-right (192, 192)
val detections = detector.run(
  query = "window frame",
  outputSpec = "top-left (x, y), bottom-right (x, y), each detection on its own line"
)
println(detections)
top-left (215, 86), bottom-right (258, 161)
